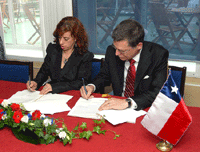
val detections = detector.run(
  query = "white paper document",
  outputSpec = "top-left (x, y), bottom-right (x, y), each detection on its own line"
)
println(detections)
top-left (7, 90), bottom-right (72, 114)
top-left (98, 109), bottom-right (146, 125)
top-left (68, 97), bottom-right (107, 119)
top-left (68, 97), bottom-right (147, 125)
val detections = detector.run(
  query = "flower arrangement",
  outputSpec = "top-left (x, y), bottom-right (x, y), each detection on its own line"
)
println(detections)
top-left (0, 99), bottom-right (120, 145)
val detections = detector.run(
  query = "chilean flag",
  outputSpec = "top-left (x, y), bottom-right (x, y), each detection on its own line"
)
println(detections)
top-left (141, 71), bottom-right (192, 145)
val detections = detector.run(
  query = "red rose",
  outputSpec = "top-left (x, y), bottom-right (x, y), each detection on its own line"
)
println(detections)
top-left (0, 99), bottom-right (4, 104)
top-left (10, 103), bottom-right (21, 111)
top-left (0, 109), bottom-right (3, 120)
top-left (13, 111), bottom-right (23, 123)
top-left (32, 110), bottom-right (41, 120)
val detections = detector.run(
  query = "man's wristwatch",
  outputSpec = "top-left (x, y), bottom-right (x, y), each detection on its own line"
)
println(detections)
top-left (125, 98), bottom-right (132, 108)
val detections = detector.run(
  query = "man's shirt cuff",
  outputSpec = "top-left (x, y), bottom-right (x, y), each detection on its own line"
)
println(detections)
top-left (87, 84), bottom-right (96, 92)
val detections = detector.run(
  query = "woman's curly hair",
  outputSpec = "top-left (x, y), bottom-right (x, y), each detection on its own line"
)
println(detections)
top-left (53, 16), bottom-right (88, 55)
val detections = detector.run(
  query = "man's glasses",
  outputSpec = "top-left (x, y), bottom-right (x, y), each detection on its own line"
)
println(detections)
top-left (112, 44), bottom-right (130, 54)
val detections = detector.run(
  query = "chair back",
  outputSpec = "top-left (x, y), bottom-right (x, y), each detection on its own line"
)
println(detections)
top-left (91, 58), bottom-right (106, 94)
top-left (0, 60), bottom-right (33, 83)
top-left (91, 58), bottom-right (104, 81)
top-left (168, 65), bottom-right (186, 97)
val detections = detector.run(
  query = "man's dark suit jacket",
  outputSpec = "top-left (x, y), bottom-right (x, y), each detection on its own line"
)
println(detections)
top-left (34, 43), bottom-right (94, 93)
top-left (93, 41), bottom-right (169, 110)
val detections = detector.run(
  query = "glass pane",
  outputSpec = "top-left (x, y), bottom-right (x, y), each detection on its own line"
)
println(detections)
top-left (15, 0), bottom-right (40, 45)
top-left (2, 0), bottom-right (41, 45)
top-left (96, 0), bottom-right (200, 61)
top-left (1, 0), bottom-right (12, 43)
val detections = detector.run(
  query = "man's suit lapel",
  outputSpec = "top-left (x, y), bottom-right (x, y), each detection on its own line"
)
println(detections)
top-left (134, 43), bottom-right (152, 90)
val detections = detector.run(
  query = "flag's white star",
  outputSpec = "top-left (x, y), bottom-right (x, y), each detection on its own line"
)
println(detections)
top-left (171, 85), bottom-right (178, 94)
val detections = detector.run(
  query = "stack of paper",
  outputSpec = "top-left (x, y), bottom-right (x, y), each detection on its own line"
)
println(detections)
top-left (7, 90), bottom-right (72, 114)
top-left (68, 97), bottom-right (146, 125)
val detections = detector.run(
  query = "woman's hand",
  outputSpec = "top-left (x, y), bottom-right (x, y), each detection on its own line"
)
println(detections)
top-left (80, 85), bottom-right (94, 99)
top-left (26, 81), bottom-right (37, 92)
top-left (40, 83), bottom-right (52, 95)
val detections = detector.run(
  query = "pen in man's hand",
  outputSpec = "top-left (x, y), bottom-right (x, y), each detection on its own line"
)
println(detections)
top-left (82, 78), bottom-right (88, 95)
top-left (28, 76), bottom-right (32, 91)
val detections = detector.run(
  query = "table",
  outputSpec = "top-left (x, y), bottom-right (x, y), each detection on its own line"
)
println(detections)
top-left (170, 7), bottom-right (200, 52)
top-left (0, 80), bottom-right (199, 152)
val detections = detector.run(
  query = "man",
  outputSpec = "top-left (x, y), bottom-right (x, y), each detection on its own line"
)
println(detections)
top-left (80, 19), bottom-right (169, 111)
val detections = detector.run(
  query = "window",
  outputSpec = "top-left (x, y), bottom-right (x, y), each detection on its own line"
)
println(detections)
top-left (73, 0), bottom-right (200, 77)
top-left (0, 0), bottom-right (73, 61)
top-left (1, 0), bottom-right (42, 60)
top-left (1, 0), bottom-right (41, 46)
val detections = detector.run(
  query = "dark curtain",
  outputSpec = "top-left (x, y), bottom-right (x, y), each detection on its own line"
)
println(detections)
top-left (0, 36), bottom-right (6, 60)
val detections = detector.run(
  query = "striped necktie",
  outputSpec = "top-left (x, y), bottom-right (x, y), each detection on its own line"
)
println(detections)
top-left (124, 59), bottom-right (136, 97)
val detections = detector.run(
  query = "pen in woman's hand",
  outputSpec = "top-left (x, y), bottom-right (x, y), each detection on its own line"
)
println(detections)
top-left (82, 78), bottom-right (88, 95)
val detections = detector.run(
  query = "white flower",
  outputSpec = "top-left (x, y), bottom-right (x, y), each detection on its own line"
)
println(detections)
top-left (1, 100), bottom-right (10, 108)
top-left (56, 128), bottom-right (63, 134)
top-left (2, 114), bottom-right (7, 120)
top-left (58, 131), bottom-right (67, 139)
top-left (21, 115), bottom-right (29, 123)
top-left (43, 118), bottom-right (52, 127)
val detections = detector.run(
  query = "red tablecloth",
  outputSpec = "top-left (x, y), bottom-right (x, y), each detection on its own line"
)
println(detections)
top-left (0, 80), bottom-right (199, 152)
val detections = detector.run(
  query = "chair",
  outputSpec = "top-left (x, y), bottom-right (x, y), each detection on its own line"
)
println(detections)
top-left (0, 60), bottom-right (33, 83)
top-left (168, 65), bottom-right (187, 97)
top-left (22, 3), bottom-right (41, 45)
top-left (91, 58), bottom-right (105, 94)
top-left (97, 0), bottom-right (125, 44)
top-left (149, 2), bottom-right (188, 53)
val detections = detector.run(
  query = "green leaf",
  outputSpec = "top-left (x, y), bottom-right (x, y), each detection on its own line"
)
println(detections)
top-left (79, 131), bottom-right (92, 140)
top-left (12, 122), bottom-right (19, 128)
top-left (34, 130), bottom-right (44, 137)
top-left (93, 126), bottom-right (106, 135)
top-left (93, 118), bottom-right (105, 125)
top-left (63, 138), bottom-right (69, 145)
top-left (114, 134), bottom-right (120, 139)
top-left (80, 122), bottom-right (87, 130)
top-left (33, 119), bottom-right (43, 128)
top-left (0, 122), bottom-right (4, 129)
top-left (73, 123), bottom-right (79, 130)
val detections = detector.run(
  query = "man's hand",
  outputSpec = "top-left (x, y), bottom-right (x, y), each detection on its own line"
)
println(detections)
top-left (40, 83), bottom-right (52, 95)
top-left (98, 98), bottom-right (128, 111)
top-left (26, 81), bottom-right (37, 92)
top-left (80, 85), bottom-right (94, 99)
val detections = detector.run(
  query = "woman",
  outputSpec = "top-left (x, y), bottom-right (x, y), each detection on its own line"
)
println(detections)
top-left (27, 17), bottom-right (94, 95)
